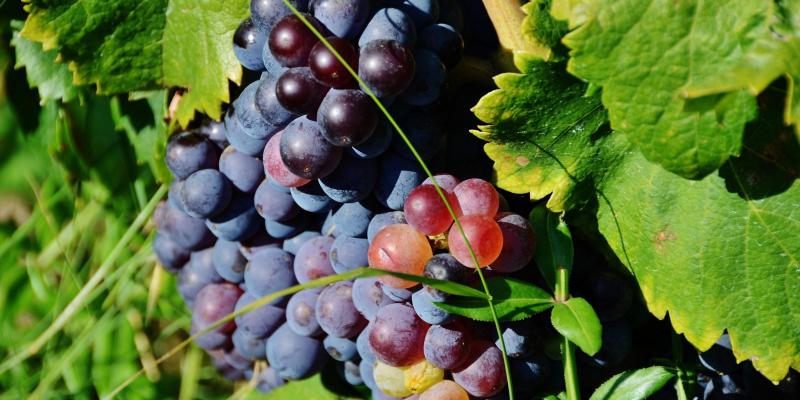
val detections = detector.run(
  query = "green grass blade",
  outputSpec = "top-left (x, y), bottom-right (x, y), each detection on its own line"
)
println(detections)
top-left (0, 184), bottom-right (168, 374)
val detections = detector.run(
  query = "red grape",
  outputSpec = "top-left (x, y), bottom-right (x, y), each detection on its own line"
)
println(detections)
top-left (263, 131), bottom-right (311, 187)
top-left (419, 380), bottom-right (469, 400)
top-left (448, 214), bottom-right (503, 268)
top-left (193, 282), bottom-right (243, 334)
top-left (404, 184), bottom-right (461, 235)
top-left (369, 303), bottom-right (429, 367)
top-left (368, 224), bottom-right (432, 288)
top-left (490, 212), bottom-right (536, 273)
top-left (453, 178), bottom-right (499, 217)
top-left (452, 341), bottom-right (507, 397)
top-left (422, 174), bottom-right (460, 192)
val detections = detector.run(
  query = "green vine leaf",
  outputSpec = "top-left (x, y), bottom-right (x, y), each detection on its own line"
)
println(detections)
top-left (20, 0), bottom-right (249, 125)
top-left (589, 366), bottom-right (675, 400)
top-left (10, 20), bottom-right (78, 103)
top-left (435, 277), bottom-right (554, 322)
top-left (551, 297), bottom-right (602, 355)
top-left (557, 0), bottom-right (769, 179)
top-left (473, 0), bottom-right (800, 381)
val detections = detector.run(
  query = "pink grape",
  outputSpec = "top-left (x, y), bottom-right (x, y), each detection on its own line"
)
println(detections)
top-left (419, 380), bottom-right (469, 400)
top-left (294, 236), bottom-right (336, 283)
top-left (368, 224), bottom-right (432, 288)
top-left (423, 320), bottom-right (472, 370)
top-left (452, 341), bottom-right (507, 397)
top-left (369, 303), bottom-right (429, 367)
top-left (422, 174), bottom-right (460, 192)
top-left (263, 131), bottom-right (311, 188)
top-left (193, 282), bottom-right (243, 334)
top-left (404, 184), bottom-right (461, 235)
top-left (453, 178), bottom-right (499, 217)
top-left (448, 215), bottom-right (503, 268)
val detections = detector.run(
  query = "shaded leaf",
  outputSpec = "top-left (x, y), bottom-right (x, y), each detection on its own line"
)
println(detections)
top-left (589, 366), bottom-right (675, 400)
top-left (435, 277), bottom-right (554, 322)
top-left (551, 297), bottom-right (601, 355)
top-left (10, 20), bottom-right (78, 103)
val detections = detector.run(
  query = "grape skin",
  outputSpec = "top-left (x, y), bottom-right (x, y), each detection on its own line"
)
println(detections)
top-left (180, 169), bottom-right (232, 219)
top-left (251, 0), bottom-right (308, 33)
top-left (293, 235), bottom-right (336, 283)
top-left (268, 14), bottom-right (322, 67)
top-left (165, 131), bottom-right (218, 180)
top-left (286, 288), bottom-right (323, 336)
top-left (219, 146), bottom-right (264, 193)
top-left (315, 281), bottom-right (367, 338)
top-left (452, 341), bottom-right (507, 397)
top-left (329, 200), bottom-right (375, 238)
top-left (447, 214), bottom-right (504, 268)
top-left (368, 224), bottom-right (432, 288)
top-left (290, 180), bottom-right (336, 213)
top-left (352, 277), bottom-right (394, 320)
top-left (419, 380), bottom-right (469, 400)
top-left (359, 8), bottom-right (416, 48)
top-left (178, 249), bottom-right (222, 307)
top-left (266, 323), bottom-right (327, 380)
top-left (234, 292), bottom-right (285, 338)
top-left (255, 178), bottom-right (299, 222)
top-left (233, 18), bottom-right (267, 71)
top-left (310, 0), bottom-right (370, 40)
top-left (318, 89), bottom-right (378, 147)
top-left (329, 236), bottom-right (369, 274)
top-left (490, 212), bottom-right (536, 273)
top-left (263, 131), bottom-right (311, 188)
top-left (283, 230), bottom-right (322, 255)
top-left (318, 155), bottom-right (377, 203)
top-left (367, 211), bottom-right (407, 242)
top-left (275, 67), bottom-right (329, 114)
top-left (375, 152), bottom-right (425, 210)
top-left (243, 248), bottom-right (296, 304)
top-left (265, 212), bottom-right (309, 239)
top-left (205, 191), bottom-right (261, 241)
top-left (423, 320), bottom-right (471, 370)
top-left (212, 239), bottom-right (247, 283)
top-left (453, 178), bottom-right (499, 217)
top-left (193, 282), bottom-right (243, 334)
top-left (369, 303), bottom-right (429, 367)
top-left (279, 116), bottom-right (343, 180)
top-left (232, 329), bottom-right (267, 360)
top-left (323, 335), bottom-right (358, 361)
top-left (411, 289), bottom-right (452, 325)
top-left (403, 184), bottom-right (460, 235)
top-left (358, 40), bottom-right (416, 98)
top-left (224, 110), bottom-right (269, 157)
top-left (153, 233), bottom-right (190, 273)
top-left (308, 38), bottom-right (358, 88)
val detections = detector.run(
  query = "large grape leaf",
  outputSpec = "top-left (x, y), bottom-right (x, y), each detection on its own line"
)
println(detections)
top-left (555, 0), bottom-right (782, 179)
top-left (10, 20), bottom-right (79, 103)
top-left (473, 6), bottom-right (800, 382)
top-left (20, 0), bottom-right (249, 125)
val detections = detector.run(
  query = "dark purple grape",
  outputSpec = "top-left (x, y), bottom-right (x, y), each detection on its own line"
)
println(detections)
top-left (212, 239), bottom-right (247, 283)
top-left (243, 248), bottom-right (296, 304)
top-left (279, 116), bottom-right (343, 179)
top-left (255, 179), bottom-right (299, 222)
top-left (293, 236), bottom-right (336, 283)
top-left (286, 288), bottom-right (323, 336)
top-left (317, 89), bottom-right (378, 147)
top-left (193, 282), bottom-right (243, 334)
top-left (308, 38), bottom-right (358, 89)
top-left (452, 341), bottom-right (507, 397)
top-left (423, 320), bottom-right (472, 370)
top-left (324, 335), bottom-right (358, 361)
top-left (490, 212), bottom-right (536, 273)
top-left (232, 328), bottom-right (267, 360)
top-left (234, 292), bottom-right (285, 338)
top-left (153, 233), bottom-right (190, 273)
top-left (180, 169), bottom-right (232, 218)
top-left (233, 18), bottom-right (267, 71)
top-left (315, 281), bottom-right (367, 338)
top-left (358, 40), bottom-right (415, 98)
top-left (419, 23), bottom-right (464, 69)
top-left (423, 254), bottom-right (469, 300)
top-left (352, 277), bottom-right (394, 320)
top-left (178, 249), bottom-right (222, 306)
top-left (165, 131), bottom-right (218, 180)
top-left (205, 191), bottom-right (260, 241)
top-left (283, 231), bottom-right (322, 255)
top-left (268, 14), bottom-right (323, 67)
top-left (369, 303), bottom-right (428, 367)
top-left (219, 146), bottom-right (264, 193)
top-left (276, 67), bottom-right (329, 114)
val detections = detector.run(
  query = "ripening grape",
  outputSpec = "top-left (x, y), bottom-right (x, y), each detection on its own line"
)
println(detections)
top-left (263, 130), bottom-right (311, 187)
top-left (352, 277), bottom-right (394, 320)
top-left (423, 320), bottom-right (471, 370)
top-left (452, 341), bottom-right (507, 397)
top-left (422, 174), bottom-right (460, 192)
top-left (279, 116), bottom-right (343, 179)
top-left (193, 282), bottom-right (243, 334)
top-left (294, 235), bottom-right (336, 283)
top-left (286, 288), bottom-right (323, 336)
top-left (419, 380), bottom-right (469, 400)
top-left (315, 281), bottom-right (367, 338)
top-left (447, 214), bottom-right (503, 268)
top-left (373, 361), bottom-right (413, 398)
top-left (368, 224), bottom-right (432, 288)
top-left (403, 184), bottom-right (461, 235)
top-left (165, 131), bottom-right (218, 180)
top-left (234, 292), bottom-right (284, 338)
top-left (404, 359), bottom-right (444, 393)
top-left (453, 178), bottom-right (499, 217)
top-left (369, 303), bottom-right (428, 367)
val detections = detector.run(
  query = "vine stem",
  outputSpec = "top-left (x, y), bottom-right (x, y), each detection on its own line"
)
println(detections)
top-left (556, 267), bottom-right (580, 400)
top-left (672, 331), bottom-right (690, 400)
top-left (482, 0), bottom-right (528, 52)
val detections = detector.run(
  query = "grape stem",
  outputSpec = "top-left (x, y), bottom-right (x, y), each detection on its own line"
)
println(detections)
top-left (672, 331), bottom-right (691, 400)
top-left (481, 0), bottom-right (528, 52)
top-left (556, 267), bottom-right (581, 400)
